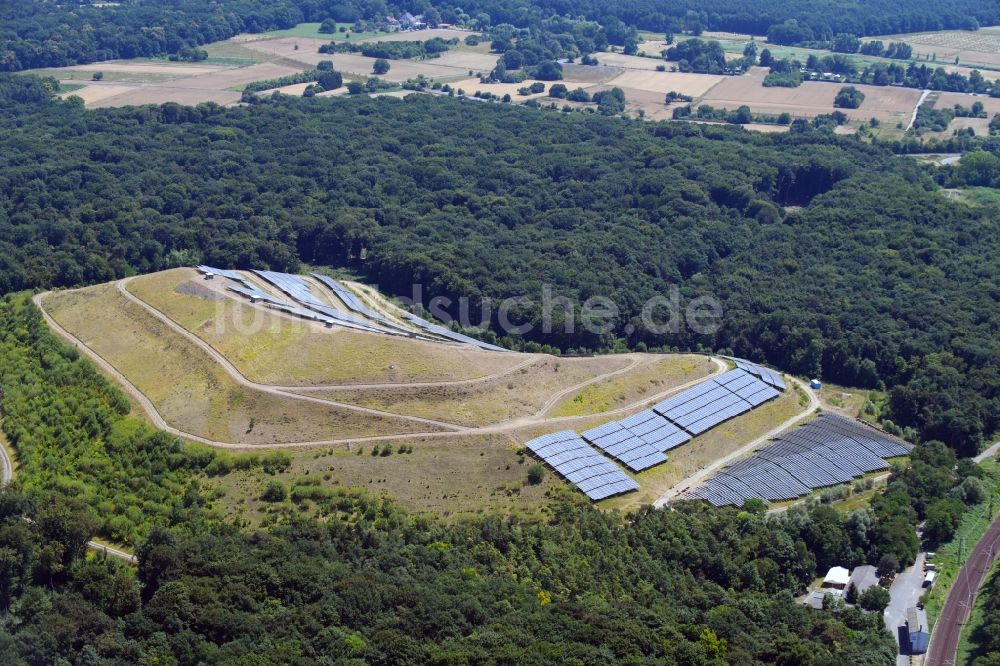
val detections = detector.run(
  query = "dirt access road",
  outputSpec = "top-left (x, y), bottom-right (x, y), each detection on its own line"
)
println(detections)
top-left (34, 283), bottom-right (728, 448)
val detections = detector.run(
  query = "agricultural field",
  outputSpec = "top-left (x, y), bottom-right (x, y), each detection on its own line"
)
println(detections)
top-left (699, 67), bottom-right (922, 125)
top-left (875, 26), bottom-right (1000, 71)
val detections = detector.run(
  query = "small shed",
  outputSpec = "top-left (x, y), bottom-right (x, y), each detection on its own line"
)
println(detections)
top-left (810, 378), bottom-right (822, 390)
top-left (906, 607), bottom-right (929, 654)
top-left (822, 566), bottom-right (850, 590)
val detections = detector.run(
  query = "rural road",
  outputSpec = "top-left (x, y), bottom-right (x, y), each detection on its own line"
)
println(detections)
top-left (0, 430), bottom-right (137, 565)
top-left (34, 286), bottom-right (726, 449)
top-left (653, 375), bottom-right (820, 507)
top-left (925, 513), bottom-right (1000, 666)
top-left (974, 440), bottom-right (1000, 463)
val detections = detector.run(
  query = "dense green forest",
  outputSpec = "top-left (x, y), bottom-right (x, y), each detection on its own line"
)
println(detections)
top-left (1, 74), bottom-right (997, 455)
top-left (3, 0), bottom-right (998, 71)
top-left (0, 291), bottom-right (984, 663)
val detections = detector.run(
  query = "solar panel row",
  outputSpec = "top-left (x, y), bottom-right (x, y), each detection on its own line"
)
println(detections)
top-left (226, 284), bottom-right (293, 308)
top-left (401, 312), bottom-right (509, 353)
top-left (581, 412), bottom-right (672, 472)
top-left (253, 270), bottom-right (327, 309)
top-left (728, 357), bottom-right (786, 390)
top-left (685, 414), bottom-right (913, 506)
top-left (652, 368), bottom-right (780, 436)
top-left (310, 274), bottom-right (379, 318)
top-left (525, 431), bottom-right (639, 500)
top-left (197, 265), bottom-right (252, 286)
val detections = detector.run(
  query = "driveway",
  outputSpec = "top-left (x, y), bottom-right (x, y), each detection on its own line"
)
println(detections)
top-left (885, 551), bottom-right (927, 665)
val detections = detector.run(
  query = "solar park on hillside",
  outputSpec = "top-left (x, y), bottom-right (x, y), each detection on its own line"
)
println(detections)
top-left (196, 266), bottom-right (508, 351)
top-left (683, 413), bottom-right (912, 506)
top-left (526, 359), bottom-right (788, 501)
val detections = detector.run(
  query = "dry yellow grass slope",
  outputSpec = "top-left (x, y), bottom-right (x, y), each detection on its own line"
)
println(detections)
top-left (127, 269), bottom-right (526, 386)
top-left (549, 354), bottom-right (715, 417)
top-left (43, 283), bottom-right (438, 444)
top-left (301, 355), bottom-right (634, 426)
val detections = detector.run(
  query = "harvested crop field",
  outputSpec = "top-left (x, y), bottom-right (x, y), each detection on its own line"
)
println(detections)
top-left (126, 269), bottom-right (529, 386)
top-left (90, 88), bottom-right (242, 107)
top-left (700, 69), bottom-right (921, 123)
top-left (878, 27), bottom-right (1000, 70)
top-left (945, 116), bottom-right (991, 135)
top-left (61, 84), bottom-right (136, 104)
top-left (323, 53), bottom-right (471, 82)
top-left (298, 355), bottom-right (635, 426)
top-left (561, 64), bottom-right (624, 84)
top-left (593, 52), bottom-right (665, 70)
top-left (935, 91), bottom-right (1000, 115)
top-left (239, 36), bottom-right (333, 67)
top-left (42, 284), bottom-right (437, 444)
top-left (608, 69), bottom-right (725, 96)
top-left (62, 62), bottom-right (224, 75)
top-left (430, 50), bottom-right (501, 72)
top-left (361, 28), bottom-right (471, 42)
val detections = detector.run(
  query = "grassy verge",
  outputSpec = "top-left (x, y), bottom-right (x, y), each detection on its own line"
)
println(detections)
top-left (924, 460), bottom-right (1000, 627)
top-left (957, 555), bottom-right (1000, 665)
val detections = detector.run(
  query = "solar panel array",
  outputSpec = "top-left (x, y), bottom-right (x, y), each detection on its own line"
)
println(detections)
top-left (197, 265), bottom-right (252, 286)
top-left (402, 313), bottom-right (509, 353)
top-left (525, 431), bottom-right (639, 500)
top-left (226, 284), bottom-right (293, 308)
top-left (253, 270), bottom-right (327, 309)
top-left (653, 369), bottom-right (780, 435)
top-left (582, 410), bottom-right (688, 471)
top-left (250, 270), bottom-right (407, 335)
top-left (729, 357), bottom-right (786, 390)
top-left (684, 414), bottom-right (913, 506)
top-left (311, 274), bottom-right (381, 319)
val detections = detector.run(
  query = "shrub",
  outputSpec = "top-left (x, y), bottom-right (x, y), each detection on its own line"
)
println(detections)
top-left (261, 481), bottom-right (287, 502)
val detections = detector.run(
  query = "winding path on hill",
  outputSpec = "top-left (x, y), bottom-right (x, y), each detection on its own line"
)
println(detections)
top-left (113, 278), bottom-right (471, 433)
top-left (34, 286), bottom-right (728, 449)
top-left (653, 376), bottom-right (820, 507)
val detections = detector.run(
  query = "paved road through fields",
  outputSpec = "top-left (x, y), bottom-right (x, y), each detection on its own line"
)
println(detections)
top-left (926, 513), bottom-right (1000, 665)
